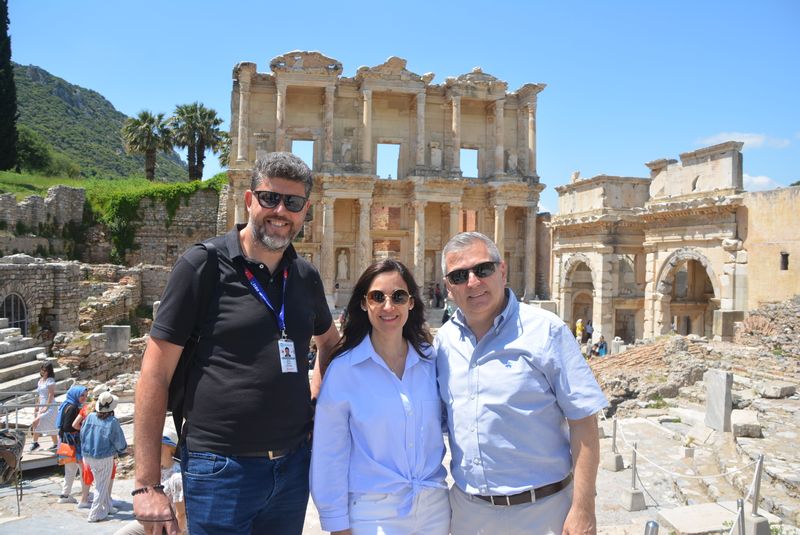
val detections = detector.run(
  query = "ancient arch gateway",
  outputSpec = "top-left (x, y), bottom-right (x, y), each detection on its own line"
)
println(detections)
top-left (551, 142), bottom-right (800, 344)
top-left (226, 51), bottom-right (551, 306)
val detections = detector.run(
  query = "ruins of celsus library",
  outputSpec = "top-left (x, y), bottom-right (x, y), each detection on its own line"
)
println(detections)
top-left (225, 51), bottom-right (550, 308)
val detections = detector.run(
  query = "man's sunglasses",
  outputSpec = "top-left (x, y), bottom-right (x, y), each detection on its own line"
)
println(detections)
top-left (252, 190), bottom-right (308, 213)
top-left (365, 289), bottom-right (411, 306)
top-left (445, 261), bottom-right (499, 285)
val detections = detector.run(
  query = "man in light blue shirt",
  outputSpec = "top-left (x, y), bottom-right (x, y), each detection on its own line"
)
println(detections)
top-left (435, 232), bottom-right (608, 535)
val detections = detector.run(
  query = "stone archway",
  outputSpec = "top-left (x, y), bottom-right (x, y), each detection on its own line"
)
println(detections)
top-left (560, 253), bottom-right (594, 332)
top-left (1, 293), bottom-right (29, 336)
top-left (655, 248), bottom-right (719, 338)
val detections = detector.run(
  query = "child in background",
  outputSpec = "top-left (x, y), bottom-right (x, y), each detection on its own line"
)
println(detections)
top-left (113, 426), bottom-right (186, 535)
top-left (80, 391), bottom-right (127, 522)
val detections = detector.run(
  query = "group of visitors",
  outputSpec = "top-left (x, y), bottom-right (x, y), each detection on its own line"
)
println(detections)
top-left (35, 382), bottom-right (128, 522)
top-left (132, 152), bottom-right (608, 535)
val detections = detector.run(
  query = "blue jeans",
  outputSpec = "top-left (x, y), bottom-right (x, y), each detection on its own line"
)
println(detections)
top-left (181, 440), bottom-right (311, 535)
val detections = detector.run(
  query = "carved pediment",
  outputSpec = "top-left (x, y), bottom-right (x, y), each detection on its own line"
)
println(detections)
top-left (269, 51), bottom-right (343, 76)
top-left (356, 56), bottom-right (434, 84)
top-left (446, 67), bottom-right (508, 93)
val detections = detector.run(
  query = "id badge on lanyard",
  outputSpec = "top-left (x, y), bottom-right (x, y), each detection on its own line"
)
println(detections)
top-left (243, 265), bottom-right (298, 373)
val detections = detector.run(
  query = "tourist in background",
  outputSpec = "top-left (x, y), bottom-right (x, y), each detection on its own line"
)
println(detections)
top-left (29, 362), bottom-right (58, 451)
top-left (583, 319), bottom-right (594, 344)
top-left (436, 232), bottom-right (607, 534)
top-left (575, 318), bottom-right (584, 342)
top-left (81, 391), bottom-right (127, 522)
top-left (115, 427), bottom-right (186, 535)
top-left (311, 259), bottom-right (449, 535)
top-left (596, 335), bottom-right (608, 357)
top-left (56, 384), bottom-right (91, 506)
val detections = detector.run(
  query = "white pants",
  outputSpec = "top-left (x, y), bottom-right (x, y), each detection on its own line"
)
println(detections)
top-left (349, 487), bottom-right (450, 535)
top-left (84, 455), bottom-right (115, 521)
top-left (449, 482), bottom-right (573, 535)
top-left (62, 461), bottom-right (90, 498)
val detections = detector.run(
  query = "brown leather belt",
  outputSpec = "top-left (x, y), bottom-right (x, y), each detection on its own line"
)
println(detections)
top-left (474, 473), bottom-right (573, 506)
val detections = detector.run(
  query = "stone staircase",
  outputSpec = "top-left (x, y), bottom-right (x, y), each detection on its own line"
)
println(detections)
top-left (0, 318), bottom-right (71, 402)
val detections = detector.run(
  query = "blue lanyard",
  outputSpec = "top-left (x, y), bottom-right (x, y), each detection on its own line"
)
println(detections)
top-left (243, 266), bottom-right (289, 339)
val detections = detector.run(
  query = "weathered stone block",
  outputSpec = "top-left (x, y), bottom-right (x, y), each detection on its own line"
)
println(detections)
top-left (731, 409), bottom-right (762, 438)
top-left (754, 381), bottom-right (797, 399)
top-left (713, 310), bottom-right (745, 342)
top-left (103, 325), bottom-right (131, 353)
top-left (704, 369), bottom-right (732, 432)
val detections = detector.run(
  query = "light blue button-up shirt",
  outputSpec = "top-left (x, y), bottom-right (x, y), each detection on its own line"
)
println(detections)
top-left (311, 335), bottom-right (447, 532)
top-left (435, 290), bottom-right (607, 496)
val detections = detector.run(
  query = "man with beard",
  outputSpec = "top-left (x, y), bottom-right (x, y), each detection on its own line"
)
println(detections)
top-left (133, 152), bottom-right (340, 535)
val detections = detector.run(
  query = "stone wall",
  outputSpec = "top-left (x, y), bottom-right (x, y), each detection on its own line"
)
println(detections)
top-left (741, 186), bottom-right (800, 309)
top-left (0, 186), bottom-right (85, 231)
top-left (125, 188), bottom-right (221, 267)
top-left (52, 331), bottom-right (146, 382)
top-left (647, 142), bottom-right (743, 199)
top-left (0, 255), bottom-right (82, 334)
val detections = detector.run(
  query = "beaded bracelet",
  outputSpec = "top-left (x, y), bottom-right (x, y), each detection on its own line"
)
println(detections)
top-left (131, 484), bottom-right (165, 496)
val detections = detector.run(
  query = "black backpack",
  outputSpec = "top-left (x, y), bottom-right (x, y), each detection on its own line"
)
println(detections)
top-left (167, 241), bottom-right (218, 440)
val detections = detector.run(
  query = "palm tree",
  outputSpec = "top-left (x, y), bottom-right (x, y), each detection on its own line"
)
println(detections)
top-left (217, 130), bottom-right (231, 168)
top-left (171, 102), bottom-right (224, 180)
top-left (121, 111), bottom-right (172, 180)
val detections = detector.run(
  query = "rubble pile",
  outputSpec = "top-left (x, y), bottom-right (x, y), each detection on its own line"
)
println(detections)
top-left (52, 332), bottom-right (145, 381)
top-left (735, 295), bottom-right (800, 359)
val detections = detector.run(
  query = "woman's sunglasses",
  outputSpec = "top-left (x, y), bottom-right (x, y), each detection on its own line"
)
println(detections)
top-left (445, 261), bottom-right (498, 285)
top-left (365, 289), bottom-right (411, 306)
top-left (252, 190), bottom-right (308, 213)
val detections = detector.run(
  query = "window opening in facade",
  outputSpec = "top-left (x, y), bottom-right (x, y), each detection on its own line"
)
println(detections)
top-left (460, 148), bottom-right (479, 178)
top-left (1, 294), bottom-right (28, 336)
top-left (377, 144), bottom-right (400, 179)
top-left (291, 140), bottom-right (315, 170)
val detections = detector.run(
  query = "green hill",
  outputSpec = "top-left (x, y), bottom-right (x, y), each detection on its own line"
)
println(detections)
top-left (13, 62), bottom-right (187, 180)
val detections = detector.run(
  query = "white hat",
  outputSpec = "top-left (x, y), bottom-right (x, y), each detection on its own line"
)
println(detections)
top-left (95, 391), bottom-right (118, 413)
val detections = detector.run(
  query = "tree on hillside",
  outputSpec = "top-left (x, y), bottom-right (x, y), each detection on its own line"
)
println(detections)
top-left (171, 102), bottom-right (224, 180)
top-left (16, 124), bottom-right (51, 171)
top-left (121, 111), bottom-right (173, 180)
top-left (0, 0), bottom-right (18, 170)
top-left (791, 180), bottom-right (799, 187)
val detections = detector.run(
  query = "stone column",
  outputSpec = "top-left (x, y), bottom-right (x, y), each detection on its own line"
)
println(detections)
top-left (361, 89), bottom-right (372, 164)
top-left (415, 92), bottom-right (426, 167)
top-left (275, 82), bottom-right (287, 152)
top-left (450, 95), bottom-right (461, 173)
top-left (494, 99), bottom-right (505, 174)
top-left (523, 205), bottom-right (537, 299)
top-left (323, 85), bottom-right (336, 163)
top-left (494, 203), bottom-right (506, 259)
top-left (358, 198), bottom-right (372, 275)
top-left (642, 249), bottom-right (658, 338)
top-left (526, 103), bottom-right (537, 176)
top-left (449, 202), bottom-right (461, 237)
top-left (592, 251), bottom-right (615, 342)
top-left (236, 77), bottom-right (251, 162)
top-left (413, 200), bottom-right (427, 285)
top-left (320, 198), bottom-right (336, 306)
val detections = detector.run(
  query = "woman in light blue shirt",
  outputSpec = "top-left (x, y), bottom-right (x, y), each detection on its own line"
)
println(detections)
top-left (311, 259), bottom-right (449, 535)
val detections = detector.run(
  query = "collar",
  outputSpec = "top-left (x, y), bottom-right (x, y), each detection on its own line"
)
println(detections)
top-left (451, 287), bottom-right (517, 338)
top-left (348, 335), bottom-right (430, 369)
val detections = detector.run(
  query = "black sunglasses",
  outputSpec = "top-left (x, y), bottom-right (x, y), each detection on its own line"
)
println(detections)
top-left (252, 190), bottom-right (308, 213)
top-left (365, 289), bottom-right (411, 306)
top-left (445, 261), bottom-right (499, 285)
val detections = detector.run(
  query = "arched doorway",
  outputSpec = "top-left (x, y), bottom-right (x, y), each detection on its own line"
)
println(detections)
top-left (1, 294), bottom-right (29, 336)
top-left (562, 256), bottom-right (594, 334)
top-left (656, 250), bottom-right (718, 338)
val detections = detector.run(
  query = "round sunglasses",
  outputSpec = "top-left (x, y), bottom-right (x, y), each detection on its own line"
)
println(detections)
top-left (252, 190), bottom-right (308, 213)
top-left (445, 261), bottom-right (499, 285)
top-left (365, 289), bottom-right (411, 306)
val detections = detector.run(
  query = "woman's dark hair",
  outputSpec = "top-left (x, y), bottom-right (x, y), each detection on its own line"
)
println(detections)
top-left (40, 362), bottom-right (55, 379)
top-left (332, 259), bottom-right (431, 360)
top-left (97, 411), bottom-right (114, 420)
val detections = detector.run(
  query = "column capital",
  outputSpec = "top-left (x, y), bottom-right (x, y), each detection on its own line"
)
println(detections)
top-left (362, 88), bottom-right (372, 99)
top-left (325, 84), bottom-right (336, 95)
top-left (358, 197), bottom-right (373, 209)
top-left (320, 196), bottom-right (336, 207)
top-left (239, 77), bottom-right (251, 91)
top-left (276, 80), bottom-right (288, 93)
top-left (412, 200), bottom-right (428, 211)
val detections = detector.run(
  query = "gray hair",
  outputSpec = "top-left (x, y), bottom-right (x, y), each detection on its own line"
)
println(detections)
top-left (250, 152), bottom-right (313, 197)
top-left (441, 232), bottom-right (501, 276)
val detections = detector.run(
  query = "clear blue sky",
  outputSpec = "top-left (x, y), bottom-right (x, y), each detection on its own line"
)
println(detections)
top-left (9, 0), bottom-right (799, 213)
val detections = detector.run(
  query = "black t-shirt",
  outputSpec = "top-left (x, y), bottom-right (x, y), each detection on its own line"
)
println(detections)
top-left (151, 225), bottom-right (332, 455)
top-left (59, 404), bottom-right (80, 442)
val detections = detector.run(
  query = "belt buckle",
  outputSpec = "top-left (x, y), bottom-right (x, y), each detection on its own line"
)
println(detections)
top-left (267, 449), bottom-right (285, 460)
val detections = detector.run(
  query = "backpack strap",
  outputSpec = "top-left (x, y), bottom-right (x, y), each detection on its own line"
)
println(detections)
top-left (171, 240), bottom-right (218, 439)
